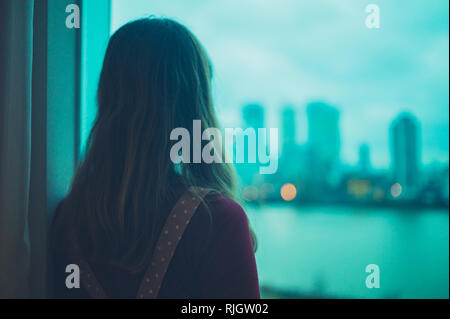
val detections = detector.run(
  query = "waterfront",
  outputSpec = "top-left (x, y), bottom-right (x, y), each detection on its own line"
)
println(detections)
top-left (247, 204), bottom-right (449, 299)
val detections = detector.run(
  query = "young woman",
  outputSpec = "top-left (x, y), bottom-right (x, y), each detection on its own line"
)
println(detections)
top-left (51, 17), bottom-right (259, 299)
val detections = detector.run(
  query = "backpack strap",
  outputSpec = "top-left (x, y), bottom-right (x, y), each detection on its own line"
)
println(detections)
top-left (69, 239), bottom-right (108, 299)
top-left (70, 187), bottom-right (211, 299)
top-left (77, 258), bottom-right (108, 298)
top-left (136, 186), bottom-right (211, 299)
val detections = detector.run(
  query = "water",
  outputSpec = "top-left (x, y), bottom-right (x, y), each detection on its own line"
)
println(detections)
top-left (246, 204), bottom-right (449, 299)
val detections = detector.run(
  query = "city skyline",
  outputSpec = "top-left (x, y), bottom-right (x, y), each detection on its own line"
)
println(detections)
top-left (112, 0), bottom-right (449, 169)
top-left (238, 101), bottom-right (448, 206)
top-left (238, 101), bottom-right (448, 171)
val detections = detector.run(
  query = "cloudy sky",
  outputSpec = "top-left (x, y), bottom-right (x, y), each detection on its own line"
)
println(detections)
top-left (111, 0), bottom-right (449, 168)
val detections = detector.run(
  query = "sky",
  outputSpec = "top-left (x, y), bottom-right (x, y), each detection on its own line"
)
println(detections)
top-left (111, 0), bottom-right (449, 169)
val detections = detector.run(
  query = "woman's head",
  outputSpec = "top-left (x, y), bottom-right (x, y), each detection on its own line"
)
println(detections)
top-left (60, 17), bottom-right (237, 271)
top-left (95, 17), bottom-right (235, 194)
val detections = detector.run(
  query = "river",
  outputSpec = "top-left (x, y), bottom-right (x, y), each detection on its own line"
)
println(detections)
top-left (246, 204), bottom-right (449, 299)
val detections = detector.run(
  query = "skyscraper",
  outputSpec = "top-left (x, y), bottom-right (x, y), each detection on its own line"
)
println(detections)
top-left (243, 103), bottom-right (264, 129)
top-left (306, 102), bottom-right (340, 166)
top-left (390, 112), bottom-right (421, 190)
top-left (281, 106), bottom-right (296, 152)
top-left (278, 106), bottom-right (304, 184)
top-left (306, 102), bottom-right (341, 192)
top-left (239, 103), bottom-right (265, 186)
top-left (359, 143), bottom-right (371, 174)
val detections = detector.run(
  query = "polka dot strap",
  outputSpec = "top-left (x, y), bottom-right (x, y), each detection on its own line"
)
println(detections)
top-left (68, 237), bottom-right (108, 299)
top-left (136, 187), bottom-right (211, 299)
top-left (78, 259), bottom-right (108, 298)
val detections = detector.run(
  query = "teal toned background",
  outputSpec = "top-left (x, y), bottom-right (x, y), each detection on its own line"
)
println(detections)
top-left (84, 0), bottom-right (449, 298)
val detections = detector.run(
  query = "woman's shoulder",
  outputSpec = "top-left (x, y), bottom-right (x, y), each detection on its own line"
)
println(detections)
top-left (183, 191), bottom-right (251, 245)
top-left (179, 191), bottom-right (259, 298)
top-left (201, 192), bottom-right (248, 225)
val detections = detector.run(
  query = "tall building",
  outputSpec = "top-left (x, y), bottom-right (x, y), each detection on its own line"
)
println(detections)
top-left (359, 143), bottom-right (371, 174)
top-left (390, 113), bottom-right (421, 189)
top-left (306, 102), bottom-right (340, 166)
top-left (238, 103), bottom-right (266, 186)
top-left (281, 106), bottom-right (296, 152)
top-left (278, 106), bottom-right (304, 184)
top-left (306, 102), bottom-right (341, 192)
top-left (243, 103), bottom-right (264, 129)
top-left (242, 103), bottom-right (265, 159)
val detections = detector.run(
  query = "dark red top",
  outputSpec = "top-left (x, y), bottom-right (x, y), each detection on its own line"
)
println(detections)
top-left (51, 193), bottom-right (260, 299)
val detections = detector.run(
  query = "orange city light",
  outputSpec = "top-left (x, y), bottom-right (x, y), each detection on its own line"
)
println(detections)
top-left (390, 182), bottom-right (402, 198)
top-left (280, 183), bottom-right (297, 201)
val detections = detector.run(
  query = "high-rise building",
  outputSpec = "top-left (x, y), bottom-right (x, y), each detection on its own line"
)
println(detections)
top-left (306, 102), bottom-right (341, 192)
top-left (243, 103), bottom-right (264, 129)
top-left (238, 103), bottom-right (266, 186)
top-left (281, 106), bottom-right (296, 151)
top-left (241, 103), bottom-right (265, 158)
top-left (390, 113), bottom-right (421, 190)
top-left (306, 102), bottom-right (340, 166)
top-left (278, 106), bottom-right (304, 184)
top-left (359, 143), bottom-right (371, 174)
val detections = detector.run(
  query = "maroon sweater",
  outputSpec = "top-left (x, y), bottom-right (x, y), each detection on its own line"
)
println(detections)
top-left (51, 193), bottom-right (260, 299)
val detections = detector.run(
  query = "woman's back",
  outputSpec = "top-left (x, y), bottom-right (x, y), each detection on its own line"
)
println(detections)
top-left (51, 191), bottom-right (259, 299)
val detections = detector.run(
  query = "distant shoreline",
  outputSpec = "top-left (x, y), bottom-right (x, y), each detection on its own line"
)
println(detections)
top-left (246, 199), bottom-right (449, 212)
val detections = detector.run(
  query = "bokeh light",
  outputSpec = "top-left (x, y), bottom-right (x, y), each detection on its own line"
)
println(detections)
top-left (280, 183), bottom-right (297, 201)
top-left (260, 183), bottom-right (275, 199)
top-left (391, 183), bottom-right (402, 198)
top-left (243, 186), bottom-right (259, 202)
